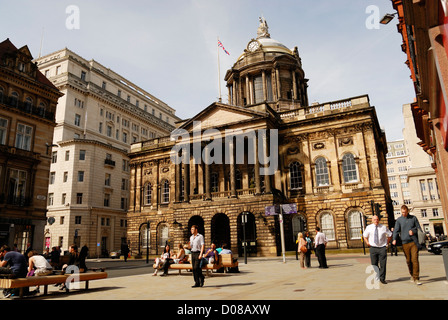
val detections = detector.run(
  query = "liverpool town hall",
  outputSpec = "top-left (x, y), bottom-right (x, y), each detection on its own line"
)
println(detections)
top-left (127, 20), bottom-right (392, 257)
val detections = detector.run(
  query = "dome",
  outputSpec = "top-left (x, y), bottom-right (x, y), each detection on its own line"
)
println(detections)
top-left (236, 18), bottom-right (294, 61)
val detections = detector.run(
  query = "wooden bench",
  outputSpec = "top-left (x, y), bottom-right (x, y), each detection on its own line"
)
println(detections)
top-left (0, 271), bottom-right (108, 298)
top-left (220, 254), bottom-right (239, 272)
top-left (152, 254), bottom-right (237, 276)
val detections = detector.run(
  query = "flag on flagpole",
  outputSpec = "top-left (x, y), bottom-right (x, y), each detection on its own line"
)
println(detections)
top-left (218, 39), bottom-right (230, 55)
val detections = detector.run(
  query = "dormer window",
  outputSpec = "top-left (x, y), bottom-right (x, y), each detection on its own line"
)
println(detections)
top-left (18, 62), bottom-right (25, 72)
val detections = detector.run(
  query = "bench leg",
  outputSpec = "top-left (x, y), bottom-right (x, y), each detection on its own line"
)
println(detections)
top-left (85, 280), bottom-right (89, 290)
top-left (19, 287), bottom-right (23, 299)
top-left (44, 285), bottom-right (48, 296)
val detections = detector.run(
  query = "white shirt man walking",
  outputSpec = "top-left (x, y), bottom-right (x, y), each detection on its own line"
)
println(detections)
top-left (189, 225), bottom-right (205, 288)
top-left (363, 215), bottom-right (392, 284)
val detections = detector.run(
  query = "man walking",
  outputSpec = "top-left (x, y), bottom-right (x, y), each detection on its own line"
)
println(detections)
top-left (314, 227), bottom-right (328, 268)
top-left (392, 205), bottom-right (422, 285)
top-left (363, 215), bottom-right (392, 284)
top-left (189, 225), bottom-right (205, 288)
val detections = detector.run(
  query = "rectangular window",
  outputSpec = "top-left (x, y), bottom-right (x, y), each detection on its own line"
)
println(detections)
top-left (75, 216), bottom-right (82, 224)
top-left (15, 123), bottom-right (33, 151)
top-left (105, 173), bottom-right (111, 186)
top-left (0, 117), bottom-right (8, 145)
top-left (78, 171), bottom-right (84, 182)
top-left (63, 171), bottom-right (68, 183)
top-left (104, 194), bottom-right (110, 207)
top-left (76, 193), bottom-right (83, 204)
top-left (51, 151), bottom-right (58, 164)
top-left (81, 71), bottom-right (86, 81)
top-left (433, 208), bottom-right (439, 217)
top-left (48, 193), bottom-right (54, 206)
top-left (62, 193), bottom-right (66, 205)
top-left (65, 150), bottom-right (70, 161)
top-left (49, 172), bottom-right (55, 184)
top-left (74, 114), bottom-right (81, 126)
top-left (79, 150), bottom-right (86, 160)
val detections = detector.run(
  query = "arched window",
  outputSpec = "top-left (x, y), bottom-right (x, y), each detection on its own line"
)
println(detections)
top-left (161, 180), bottom-right (170, 203)
top-left (348, 210), bottom-right (363, 240)
top-left (320, 212), bottom-right (335, 240)
top-left (10, 92), bottom-right (19, 107)
top-left (37, 102), bottom-right (46, 117)
top-left (24, 97), bottom-right (33, 112)
top-left (144, 183), bottom-right (152, 205)
top-left (315, 157), bottom-right (329, 186)
top-left (289, 161), bottom-right (303, 190)
top-left (157, 223), bottom-right (169, 249)
top-left (342, 153), bottom-right (358, 183)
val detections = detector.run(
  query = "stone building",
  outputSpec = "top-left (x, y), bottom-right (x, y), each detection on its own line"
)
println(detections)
top-left (0, 39), bottom-right (62, 252)
top-left (127, 20), bottom-right (392, 256)
top-left (34, 49), bottom-right (179, 256)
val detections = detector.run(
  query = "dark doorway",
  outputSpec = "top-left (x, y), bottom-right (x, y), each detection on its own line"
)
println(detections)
top-left (237, 212), bottom-right (257, 256)
top-left (211, 213), bottom-right (230, 247)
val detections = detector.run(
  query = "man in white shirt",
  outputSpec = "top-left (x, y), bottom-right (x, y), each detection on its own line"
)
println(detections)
top-left (314, 227), bottom-right (328, 268)
top-left (189, 225), bottom-right (205, 288)
top-left (363, 215), bottom-right (392, 284)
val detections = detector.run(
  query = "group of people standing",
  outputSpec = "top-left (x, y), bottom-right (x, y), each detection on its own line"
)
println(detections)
top-left (297, 227), bottom-right (329, 269)
top-left (296, 204), bottom-right (423, 286)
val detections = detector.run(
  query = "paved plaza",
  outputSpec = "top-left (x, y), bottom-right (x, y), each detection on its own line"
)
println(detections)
top-left (17, 251), bottom-right (447, 301)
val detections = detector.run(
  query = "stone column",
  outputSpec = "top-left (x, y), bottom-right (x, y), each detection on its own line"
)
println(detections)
top-left (175, 162), bottom-right (181, 202)
top-left (292, 70), bottom-right (298, 100)
top-left (183, 160), bottom-right (190, 202)
top-left (205, 145), bottom-right (212, 200)
top-left (229, 140), bottom-right (237, 198)
top-left (261, 131), bottom-right (272, 194)
top-left (262, 70), bottom-right (267, 101)
top-left (254, 136), bottom-right (261, 195)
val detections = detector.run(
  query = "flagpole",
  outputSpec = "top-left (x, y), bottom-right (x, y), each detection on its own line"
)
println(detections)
top-left (217, 36), bottom-right (222, 103)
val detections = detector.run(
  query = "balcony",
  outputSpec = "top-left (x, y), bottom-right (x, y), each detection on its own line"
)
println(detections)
top-left (104, 158), bottom-right (116, 167)
top-left (0, 96), bottom-right (55, 122)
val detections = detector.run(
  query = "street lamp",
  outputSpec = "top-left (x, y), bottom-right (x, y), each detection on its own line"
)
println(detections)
top-left (380, 13), bottom-right (397, 25)
top-left (145, 221), bottom-right (150, 264)
top-left (241, 212), bottom-right (249, 264)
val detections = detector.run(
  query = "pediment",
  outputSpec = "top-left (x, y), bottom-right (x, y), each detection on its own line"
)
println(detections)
top-left (179, 102), bottom-right (267, 132)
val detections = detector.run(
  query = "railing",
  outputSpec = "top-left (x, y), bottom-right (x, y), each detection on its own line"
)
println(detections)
top-left (1, 96), bottom-right (55, 121)
top-left (104, 158), bottom-right (116, 167)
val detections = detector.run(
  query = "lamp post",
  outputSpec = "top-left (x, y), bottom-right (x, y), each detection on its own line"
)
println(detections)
top-left (146, 221), bottom-right (150, 264)
top-left (242, 212), bottom-right (248, 264)
top-left (380, 12), bottom-right (397, 25)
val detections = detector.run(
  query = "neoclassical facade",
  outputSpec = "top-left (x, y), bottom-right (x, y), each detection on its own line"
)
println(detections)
top-left (127, 21), bottom-right (392, 256)
top-left (34, 49), bottom-right (179, 256)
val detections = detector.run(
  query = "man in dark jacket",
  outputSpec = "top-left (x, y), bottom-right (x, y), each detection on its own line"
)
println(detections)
top-left (392, 205), bottom-right (422, 285)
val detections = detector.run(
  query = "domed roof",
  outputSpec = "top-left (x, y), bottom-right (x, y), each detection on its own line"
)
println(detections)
top-left (236, 17), bottom-right (294, 61)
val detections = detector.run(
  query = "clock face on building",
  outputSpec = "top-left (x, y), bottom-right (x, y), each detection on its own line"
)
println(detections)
top-left (247, 40), bottom-right (260, 52)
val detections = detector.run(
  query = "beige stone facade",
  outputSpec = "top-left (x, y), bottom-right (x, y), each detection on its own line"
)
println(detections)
top-left (0, 39), bottom-right (62, 253)
top-left (34, 49), bottom-right (179, 256)
top-left (127, 22), bottom-right (392, 257)
top-left (402, 103), bottom-right (445, 237)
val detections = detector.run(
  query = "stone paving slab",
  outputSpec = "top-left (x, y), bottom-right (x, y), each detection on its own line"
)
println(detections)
top-left (13, 252), bottom-right (446, 302)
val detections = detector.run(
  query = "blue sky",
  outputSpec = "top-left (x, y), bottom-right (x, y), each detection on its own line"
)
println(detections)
top-left (0, 0), bottom-right (415, 141)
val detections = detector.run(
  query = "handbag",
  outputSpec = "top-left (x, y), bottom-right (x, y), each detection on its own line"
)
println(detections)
top-left (300, 245), bottom-right (307, 253)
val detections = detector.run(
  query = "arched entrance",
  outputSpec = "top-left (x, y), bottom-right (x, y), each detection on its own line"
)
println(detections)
top-left (211, 213), bottom-right (230, 247)
top-left (188, 215), bottom-right (205, 242)
top-left (237, 212), bottom-right (257, 256)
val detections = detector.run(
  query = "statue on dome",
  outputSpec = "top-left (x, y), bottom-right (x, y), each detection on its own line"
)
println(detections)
top-left (257, 16), bottom-right (270, 39)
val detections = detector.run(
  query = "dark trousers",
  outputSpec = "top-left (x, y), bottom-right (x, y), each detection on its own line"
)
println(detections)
top-left (315, 244), bottom-right (328, 268)
top-left (370, 246), bottom-right (387, 281)
top-left (162, 259), bottom-right (174, 274)
top-left (191, 252), bottom-right (204, 286)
